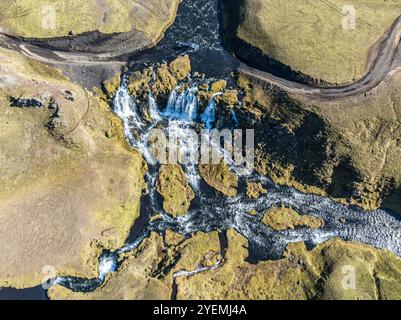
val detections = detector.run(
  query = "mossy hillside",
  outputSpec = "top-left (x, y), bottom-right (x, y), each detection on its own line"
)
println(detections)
top-left (48, 233), bottom-right (172, 300)
top-left (48, 228), bottom-right (401, 300)
top-left (223, 0), bottom-right (401, 84)
top-left (237, 72), bottom-right (401, 213)
top-left (0, 0), bottom-right (180, 42)
top-left (0, 46), bottom-right (146, 288)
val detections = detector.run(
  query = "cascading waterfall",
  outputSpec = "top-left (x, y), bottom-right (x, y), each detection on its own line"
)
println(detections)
top-left (164, 86), bottom-right (199, 121)
top-left (50, 69), bottom-right (401, 294)
top-left (201, 93), bottom-right (221, 129)
top-left (113, 85), bottom-right (143, 144)
top-left (148, 92), bottom-right (162, 122)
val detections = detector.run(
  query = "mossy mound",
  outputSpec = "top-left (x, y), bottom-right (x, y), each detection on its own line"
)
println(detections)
top-left (199, 161), bottom-right (238, 197)
top-left (157, 165), bottom-right (195, 217)
top-left (169, 55), bottom-right (191, 81)
top-left (262, 207), bottom-right (324, 231)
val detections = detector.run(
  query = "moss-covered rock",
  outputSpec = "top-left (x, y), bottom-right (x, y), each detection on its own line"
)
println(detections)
top-left (102, 72), bottom-right (121, 99)
top-left (217, 90), bottom-right (239, 106)
top-left (0, 47), bottom-right (146, 288)
top-left (157, 165), bottom-right (195, 217)
top-left (199, 161), bottom-right (238, 197)
top-left (152, 63), bottom-right (178, 100)
top-left (169, 55), bottom-right (191, 81)
top-left (262, 207), bottom-right (324, 231)
top-left (210, 80), bottom-right (227, 93)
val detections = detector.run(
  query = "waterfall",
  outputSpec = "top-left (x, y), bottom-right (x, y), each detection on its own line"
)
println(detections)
top-left (201, 93), bottom-right (221, 129)
top-left (164, 86), bottom-right (198, 121)
top-left (113, 86), bottom-right (144, 143)
top-left (164, 86), bottom-right (179, 116)
top-left (148, 92), bottom-right (162, 122)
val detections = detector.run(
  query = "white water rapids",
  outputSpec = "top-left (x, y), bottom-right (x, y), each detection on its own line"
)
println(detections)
top-left (53, 73), bottom-right (401, 293)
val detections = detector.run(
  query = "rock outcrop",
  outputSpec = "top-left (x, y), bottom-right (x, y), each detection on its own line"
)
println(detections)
top-left (199, 161), bottom-right (238, 197)
top-left (237, 72), bottom-right (401, 214)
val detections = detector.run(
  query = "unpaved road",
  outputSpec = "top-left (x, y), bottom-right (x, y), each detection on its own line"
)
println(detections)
top-left (1, 14), bottom-right (401, 101)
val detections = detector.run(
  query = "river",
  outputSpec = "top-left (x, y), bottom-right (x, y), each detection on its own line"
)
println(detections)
top-left (1, 0), bottom-right (401, 300)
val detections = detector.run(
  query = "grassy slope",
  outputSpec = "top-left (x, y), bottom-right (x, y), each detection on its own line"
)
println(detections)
top-left (0, 47), bottom-right (146, 288)
top-left (0, 0), bottom-right (179, 41)
top-left (236, 0), bottom-right (401, 84)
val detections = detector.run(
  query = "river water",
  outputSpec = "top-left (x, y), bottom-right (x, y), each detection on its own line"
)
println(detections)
top-left (1, 0), bottom-right (401, 299)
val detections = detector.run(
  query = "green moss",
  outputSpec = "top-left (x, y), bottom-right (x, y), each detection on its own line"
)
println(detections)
top-left (169, 55), bottom-right (191, 81)
top-left (0, 0), bottom-right (180, 41)
top-left (262, 207), bottom-right (324, 231)
top-left (199, 161), bottom-right (238, 197)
